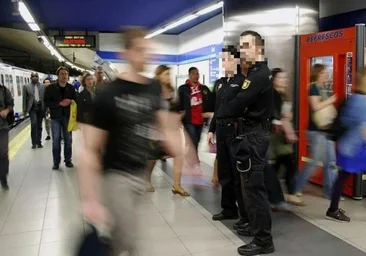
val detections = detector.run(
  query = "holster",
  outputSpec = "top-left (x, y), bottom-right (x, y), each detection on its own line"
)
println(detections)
top-left (230, 118), bottom-right (251, 181)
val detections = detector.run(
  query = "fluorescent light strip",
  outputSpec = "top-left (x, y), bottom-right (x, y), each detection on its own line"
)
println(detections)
top-left (165, 14), bottom-right (198, 30)
top-left (18, 2), bottom-right (35, 23)
top-left (145, 1), bottom-right (223, 38)
top-left (18, 1), bottom-right (89, 71)
top-left (28, 23), bottom-right (40, 31)
top-left (196, 1), bottom-right (223, 15)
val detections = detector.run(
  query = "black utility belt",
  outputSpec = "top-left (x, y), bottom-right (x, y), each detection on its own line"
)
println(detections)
top-left (33, 102), bottom-right (42, 106)
top-left (217, 117), bottom-right (270, 131)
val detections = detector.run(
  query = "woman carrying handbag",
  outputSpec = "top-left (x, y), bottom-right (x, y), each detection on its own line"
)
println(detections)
top-left (295, 64), bottom-right (338, 200)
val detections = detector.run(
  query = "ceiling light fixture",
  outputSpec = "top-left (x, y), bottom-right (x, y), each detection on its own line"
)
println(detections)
top-left (18, 1), bottom-right (35, 23)
top-left (145, 1), bottom-right (223, 38)
top-left (18, 1), bottom-right (90, 72)
top-left (196, 1), bottom-right (223, 15)
top-left (28, 23), bottom-right (40, 31)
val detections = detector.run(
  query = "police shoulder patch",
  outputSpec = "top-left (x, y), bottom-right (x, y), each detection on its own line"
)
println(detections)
top-left (242, 79), bottom-right (251, 90)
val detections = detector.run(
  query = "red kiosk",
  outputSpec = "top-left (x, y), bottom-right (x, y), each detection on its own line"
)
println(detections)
top-left (297, 24), bottom-right (366, 199)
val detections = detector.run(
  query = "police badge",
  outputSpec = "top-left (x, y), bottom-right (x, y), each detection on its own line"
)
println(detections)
top-left (242, 79), bottom-right (251, 90)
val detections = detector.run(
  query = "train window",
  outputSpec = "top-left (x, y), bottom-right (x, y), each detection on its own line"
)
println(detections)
top-left (5, 74), bottom-right (9, 86)
top-left (20, 77), bottom-right (24, 85)
top-left (16, 76), bottom-right (21, 97)
top-left (1, 74), bottom-right (4, 85)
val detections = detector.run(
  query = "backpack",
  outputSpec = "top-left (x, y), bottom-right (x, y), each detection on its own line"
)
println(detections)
top-left (328, 99), bottom-right (348, 142)
top-left (1, 86), bottom-right (15, 126)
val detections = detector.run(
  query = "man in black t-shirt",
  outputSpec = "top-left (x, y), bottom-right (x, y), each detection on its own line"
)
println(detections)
top-left (78, 27), bottom-right (184, 256)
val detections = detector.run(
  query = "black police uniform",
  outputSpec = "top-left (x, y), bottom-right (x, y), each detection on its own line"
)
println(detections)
top-left (209, 74), bottom-right (249, 224)
top-left (228, 62), bottom-right (274, 255)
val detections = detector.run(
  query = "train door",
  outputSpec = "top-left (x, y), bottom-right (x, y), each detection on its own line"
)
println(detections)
top-left (298, 25), bottom-right (366, 198)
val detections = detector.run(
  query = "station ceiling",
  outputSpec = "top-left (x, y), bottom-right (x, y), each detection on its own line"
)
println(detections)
top-left (0, 0), bottom-right (219, 33)
top-left (0, 0), bottom-right (219, 73)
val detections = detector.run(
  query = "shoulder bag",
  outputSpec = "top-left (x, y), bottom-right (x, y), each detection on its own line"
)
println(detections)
top-left (312, 85), bottom-right (337, 130)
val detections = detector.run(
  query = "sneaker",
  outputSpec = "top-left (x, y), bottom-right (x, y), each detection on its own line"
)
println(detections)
top-left (296, 192), bottom-right (302, 197)
top-left (271, 202), bottom-right (293, 212)
top-left (1, 179), bottom-right (9, 191)
top-left (326, 209), bottom-right (351, 223)
top-left (285, 194), bottom-right (306, 206)
top-left (45, 136), bottom-right (51, 141)
top-left (65, 162), bottom-right (74, 168)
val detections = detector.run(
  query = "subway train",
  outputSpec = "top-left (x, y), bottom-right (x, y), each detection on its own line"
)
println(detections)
top-left (0, 62), bottom-right (73, 122)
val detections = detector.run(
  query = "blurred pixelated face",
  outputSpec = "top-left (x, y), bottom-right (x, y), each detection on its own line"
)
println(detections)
top-left (317, 68), bottom-right (329, 85)
top-left (44, 80), bottom-right (51, 87)
top-left (85, 75), bottom-right (94, 89)
top-left (95, 70), bottom-right (104, 81)
top-left (189, 69), bottom-right (199, 83)
top-left (58, 70), bottom-right (69, 84)
top-left (126, 37), bottom-right (150, 73)
top-left (221, 51), bottom-right (237, 76)
top-left (159, 70), bottom-right (170, 85)
top-left (239, 35), bottom-right (264, 66)
top-left (274, 72), bottom-right (288, 91)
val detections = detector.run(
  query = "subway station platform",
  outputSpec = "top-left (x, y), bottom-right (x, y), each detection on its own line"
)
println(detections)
top-left (0, 125), bottom-right (366, 256)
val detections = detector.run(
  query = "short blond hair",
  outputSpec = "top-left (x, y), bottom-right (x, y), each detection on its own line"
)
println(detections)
top-left (121, 26), bottom-right (147, 50)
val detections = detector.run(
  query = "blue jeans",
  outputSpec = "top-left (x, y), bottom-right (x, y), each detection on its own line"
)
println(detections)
top-left (296, 131), bottom-right (337, 197)
top-left (184, 124), bottom-right (203, 151)
top-left (51, 117), bottom-right (72, 166)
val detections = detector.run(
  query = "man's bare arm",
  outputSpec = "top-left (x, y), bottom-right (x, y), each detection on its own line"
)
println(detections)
top-left (78, 125), bottom-right (108, 203)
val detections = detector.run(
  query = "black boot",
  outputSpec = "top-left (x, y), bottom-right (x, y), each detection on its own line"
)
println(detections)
top-left (237, 223), bottom-right (253, 237)
top-left (238, 241), bottom-right (275, 256)
top-left (212, 212), bottom-right (238, 221)
top-left (233, 219), bottom-right (249, 230)
top-left (1, 178), bottom-right (9, 191)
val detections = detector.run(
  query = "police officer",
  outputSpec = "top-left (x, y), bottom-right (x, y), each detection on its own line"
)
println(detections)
top-left (208, 46), bottom-right (249, 229)
top-left (230, 31), bottom-right (275, 255)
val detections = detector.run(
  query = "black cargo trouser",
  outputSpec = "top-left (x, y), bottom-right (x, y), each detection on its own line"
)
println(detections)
top-left (0, 129), bottom-right (9, 181)
top-left (216, 119), bottom-right (248, 221)
top-left (238, 127), bottom-right (273, 246)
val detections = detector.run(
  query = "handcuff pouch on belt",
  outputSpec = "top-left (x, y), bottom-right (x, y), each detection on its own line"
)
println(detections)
top-left (230, 118), bottom-right (251, 181)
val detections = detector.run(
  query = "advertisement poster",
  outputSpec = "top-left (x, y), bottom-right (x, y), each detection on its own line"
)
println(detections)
top-left (346, 52), bottom-right (353, 97)
top-left (209, 57), bottom-right (220, 88)
top-left (311, 56), bottom-right (334, 97)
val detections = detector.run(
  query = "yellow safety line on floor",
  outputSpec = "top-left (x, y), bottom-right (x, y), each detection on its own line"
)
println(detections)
top-left (8, 125), bottom-right (30, 161)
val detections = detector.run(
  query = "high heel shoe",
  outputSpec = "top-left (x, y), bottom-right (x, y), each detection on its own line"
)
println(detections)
top-left (146, 186), bottom-right (155, 192)
top-left (172, 186), bottom-right (190, 196)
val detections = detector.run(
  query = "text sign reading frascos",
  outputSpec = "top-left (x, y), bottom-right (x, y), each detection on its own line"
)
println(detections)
top-left (54, 36), bottom-right (96, 48)
top-left (306, 30), bottom-right (344, 43)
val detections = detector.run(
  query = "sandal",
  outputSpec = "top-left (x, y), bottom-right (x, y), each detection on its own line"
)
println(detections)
top-left (146, 186), bottom-right (155, 192)
top-left (172, 186), bottom-right (190, 197)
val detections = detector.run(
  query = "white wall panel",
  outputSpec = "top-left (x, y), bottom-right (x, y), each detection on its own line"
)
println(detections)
top-left (320, 0), bottom-right (366, 18)
top-left (99, 33), bottom-right (179, 55)
top-left (112, 63), bottom-right (178, 88)
top-left (178, 15), bottom-right (223, 54)
top-left (177, 60), bottom-right (210, 87)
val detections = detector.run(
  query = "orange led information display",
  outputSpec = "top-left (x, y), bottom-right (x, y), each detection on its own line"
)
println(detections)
top-left (54, 35), bottom-right (95, 48)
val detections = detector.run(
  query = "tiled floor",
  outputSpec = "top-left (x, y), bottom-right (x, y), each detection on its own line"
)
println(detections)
top-left (0, 128), bottom-right (365, 256)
